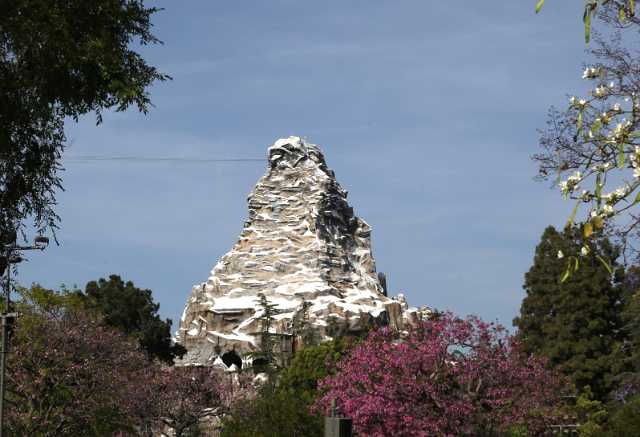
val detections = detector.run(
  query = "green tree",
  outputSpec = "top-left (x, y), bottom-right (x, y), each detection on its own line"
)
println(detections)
top-left (222, 338), bottom-right (352, 437)
top-left (254, 293), bottom-right (279, 367)
top-left (0, 0), bottom-right (168, 242)
top-left (83, 275), bottom-right (185, 363)
top-left (610, 265), bottom-right (640, 397)
top-left (514, 226), bottom-right (625, 400)
top-left (604, 395), bottom-right (640, 436)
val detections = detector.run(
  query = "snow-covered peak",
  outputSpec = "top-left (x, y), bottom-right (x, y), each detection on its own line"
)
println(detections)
top-left (267, 136), bottom-right (327, 171)
top-left (175, 136), bottom-right (429, 366)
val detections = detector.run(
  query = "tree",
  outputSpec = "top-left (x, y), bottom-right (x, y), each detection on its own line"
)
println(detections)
top-left (151, 366), bottom-right (242, 437)
top-left (6, 308), bottom-right (154, 435)
top-left (254, 293), bottom-right (279, 367)
top-left (610, 264), bottom-right (640, 398)
top-left (8, 285), bottom-right (235, 436)
top-left (0, 0), bottom-right (168, 242)
top-left (535, 1), bottom-right (637, 43)
top-left (314, 313), bottom-right (569, 437)
top-left (221, 338), bottom-right (351, 437)
top-left (534, 1), bottom-right (640, 259)
top-left (514, 226), bottom-right (625, 400)
top-left (83, 275), bottom-right (186, 363)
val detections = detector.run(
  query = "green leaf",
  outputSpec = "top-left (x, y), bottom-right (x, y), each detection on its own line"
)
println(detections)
top-left (577, 110), bottom-right (583, 133)
top-left (535, 0), bottom-right (545, 13)
top-left (595, 173), bottom-right (602, 199)
top-left (629, 131), bottom-right (640, 138)
top-left (591, 119), bottom-right (602, 134)
top-left (596, 255), bottom-right (613, 275)
top-left (567, 201), bottom-right (580, 228)
top-left (631, 0), bottom-right (636, 16)
top-left (619, 6), bottom-right (627, 22)
top-left (632, 190), bottom-right (640, 206)
top-left (583, 222), bottom-right (593, 238)
top-left (584, 8), bottom-right (592, 44)
top-left (574, 256), bottom-right (579, 272)
top-left (560, 263), bottom-right (571, 283)
top-left (618, 143), bottom-right (625, 168)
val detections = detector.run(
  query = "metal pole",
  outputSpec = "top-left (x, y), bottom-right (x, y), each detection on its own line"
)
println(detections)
top-left (0, 250), bottom-right (10, 437)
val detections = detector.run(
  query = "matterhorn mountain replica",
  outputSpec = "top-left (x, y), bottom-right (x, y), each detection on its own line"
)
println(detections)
top-left (175, 136), bottom-right (428, 366)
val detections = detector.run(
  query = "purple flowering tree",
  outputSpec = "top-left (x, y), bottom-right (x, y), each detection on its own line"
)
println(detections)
top-left (314, 313), bottom-right (571, 436)
top-left (5, 308), bottom-right (238, 436)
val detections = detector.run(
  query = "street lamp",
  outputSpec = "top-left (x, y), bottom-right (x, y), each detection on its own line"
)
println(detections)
top-left (0, 235), bottom-right (49, 436)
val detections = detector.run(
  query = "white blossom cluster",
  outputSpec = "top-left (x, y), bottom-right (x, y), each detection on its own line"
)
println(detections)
top-left (607, 119), bottom-right (632, 144)
top-left (559, 171), bottom-right (582, 195)
top-left (555, 64), bottom-right (640, 269)
top-left (582, 66), bottom-right (600, 79)
top-left (602, 186), bottom-right (629, 203)
top-left (569, 96), bottom-right (587, 108)
top-left (630, 146), bottom-right (640, 178)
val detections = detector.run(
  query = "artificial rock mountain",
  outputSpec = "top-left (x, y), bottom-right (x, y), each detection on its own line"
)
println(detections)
top-left (175, 136), bottom-right (428, 366)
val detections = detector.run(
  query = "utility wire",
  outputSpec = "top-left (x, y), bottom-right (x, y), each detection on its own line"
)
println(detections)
top-left (65, 155), bottom-right (263, 163)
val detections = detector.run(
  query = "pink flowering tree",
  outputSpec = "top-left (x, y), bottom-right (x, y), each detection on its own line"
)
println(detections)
top-left (6, 311), bottom-right (155, 435)
top-left (5, 298), bottom-right (240, 436)
top-left (314, 313), bottom-right (571, 436)
top-left (150, 366), bottom-right (254, 437)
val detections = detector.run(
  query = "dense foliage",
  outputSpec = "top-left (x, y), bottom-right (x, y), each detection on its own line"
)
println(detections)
top-left (6, 286), bottom-right (234, 436)
top-left (613, 265), bottom-right (640, 397)
top-left (0, 0), bottom-right (167, 241)
top-left (514, 226), bottom-right (625, 400)
top-left (7, 310), bottom-right (150, 435)
top-left (221, 338), bottom-right (351, 437)
top-left (8, 285), bottom-right (238, 436)
top-left (314, 314), bottom-right (569, 436)
top-left (82, 275), bottom-right (186, 363)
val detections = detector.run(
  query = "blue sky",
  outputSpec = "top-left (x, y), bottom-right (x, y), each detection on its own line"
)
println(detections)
top-left (19, 1), bottom-right (591, 330)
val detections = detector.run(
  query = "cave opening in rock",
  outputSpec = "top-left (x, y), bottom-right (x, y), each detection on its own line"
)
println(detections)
top-left (221, 350), bottom-right (242, 369)
top-left (251, 357), bottom-right (269, 373)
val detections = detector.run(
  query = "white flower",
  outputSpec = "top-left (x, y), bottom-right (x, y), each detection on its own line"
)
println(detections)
top-left (603, 162), bottom-right (612, 170)
top-left (604, 186), bottom-right (629, 203)
top-left (594, 86), bottom-right (608, 98)
top-left (602, 204), bottom-right (614, 215)
top-left (557, 250), bottom-right (564, 259)
top-left (559, 171), bottom-right (582, 195)
top-left (609, 81), bottom-right (616, 89)
top-left (608, 119), bottom-right (632, 143)
top-left (631, 147), bottom-right (640, 169)
top-left (611, 103), bottom-right (622, 113)
top-left (615, 187), bottom-right (628, 197)
top-left (579, 99), bottom-right (587, 106)
top-left (581, 246), bottom-right (590, 257)
top-left (582, 67), bottom-right (599, 79)
top-left (569, 96), bottom-right (577, 105)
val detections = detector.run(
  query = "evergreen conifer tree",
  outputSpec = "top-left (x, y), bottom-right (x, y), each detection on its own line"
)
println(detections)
top-left (256, 293), bottom-right (279, 366)
top-left (514, 226), bottom-right (624, 400)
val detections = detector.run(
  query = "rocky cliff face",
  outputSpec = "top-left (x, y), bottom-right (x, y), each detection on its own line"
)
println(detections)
top-left (175, 137), bottom-right (428, 366)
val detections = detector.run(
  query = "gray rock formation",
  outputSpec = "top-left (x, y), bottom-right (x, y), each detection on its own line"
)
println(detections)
top-left (175, 136), bottom-right (428, 366)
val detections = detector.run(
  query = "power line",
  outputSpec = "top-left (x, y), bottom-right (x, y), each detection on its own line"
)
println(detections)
top-left (65, 155), bottom-right (263, 163)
